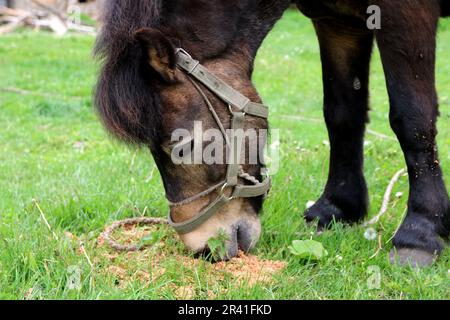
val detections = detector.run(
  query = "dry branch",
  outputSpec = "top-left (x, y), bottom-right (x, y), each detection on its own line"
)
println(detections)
top-left (0, 13), bottom-right (30, 34)
top-left (31, 0), bottom-right (67, 21)
top-left (364, 168), bottom-right (407, 227)
top-left (0, 7), bottom-right (29, 17)
top-left (0, 1), bottom-right (96, 35)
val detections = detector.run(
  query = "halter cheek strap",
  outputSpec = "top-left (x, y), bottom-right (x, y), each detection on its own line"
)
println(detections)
top-left (167, 48), bottom-right (271, 235)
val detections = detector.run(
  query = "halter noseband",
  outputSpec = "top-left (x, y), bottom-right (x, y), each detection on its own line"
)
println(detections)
top-left (167, 48), bottom-right (271, 234)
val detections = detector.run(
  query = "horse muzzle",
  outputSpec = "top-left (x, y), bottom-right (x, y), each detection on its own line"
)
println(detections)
top-left (175, 200), bottom-right (262, 260)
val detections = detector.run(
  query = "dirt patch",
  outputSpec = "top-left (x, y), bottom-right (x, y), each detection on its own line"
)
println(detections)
top-left (94, 222), bottom-right (287, 297)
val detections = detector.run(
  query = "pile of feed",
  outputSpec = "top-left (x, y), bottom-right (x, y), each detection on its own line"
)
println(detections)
top-left (212, 251), bottom-right (287, 286)
top-left (94, 222), bottom-right (287, 298)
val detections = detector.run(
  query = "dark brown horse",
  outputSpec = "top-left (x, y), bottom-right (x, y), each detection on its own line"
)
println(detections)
top-left (95, 0), bottom-right (449, 266)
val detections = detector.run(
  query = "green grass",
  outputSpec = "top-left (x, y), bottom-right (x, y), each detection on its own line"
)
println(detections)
top-left (0, 10), bottom-right (449, 300)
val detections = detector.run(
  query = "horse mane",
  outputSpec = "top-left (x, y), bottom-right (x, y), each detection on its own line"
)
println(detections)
top-left (94, 0), bottom-right (163, 145)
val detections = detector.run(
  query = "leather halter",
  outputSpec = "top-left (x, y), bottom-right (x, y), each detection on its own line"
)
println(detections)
top-left (167, 49), bottom-right (271, 234)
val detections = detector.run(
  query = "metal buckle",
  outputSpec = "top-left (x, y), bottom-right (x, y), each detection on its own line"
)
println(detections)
top-left (175, 48), bottom-right (192, 58)
top-left (175, 48), bottom-right (199, 74)
top-left (228, 104), bottom-right (246, 116)
top-left (219, 183), bottom-right (235, 202)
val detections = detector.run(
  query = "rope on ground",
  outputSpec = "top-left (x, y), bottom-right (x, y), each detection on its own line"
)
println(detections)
top-left (101, 217), bottom-right (168, 252)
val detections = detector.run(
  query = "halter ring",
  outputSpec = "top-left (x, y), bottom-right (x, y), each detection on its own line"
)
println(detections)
top-left (220, 183), bottom-right (235, 202)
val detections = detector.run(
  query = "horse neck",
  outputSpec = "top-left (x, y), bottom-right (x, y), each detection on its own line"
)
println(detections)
top-left (204, 45), bottom-right (255, 78)
top-left (167, 0), bottom-right (290, 72)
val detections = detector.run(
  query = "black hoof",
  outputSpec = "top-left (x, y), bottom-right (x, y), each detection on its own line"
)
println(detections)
top-left (305, 197), bottom-right (366, 228)
top-left (392, 214), bottom-right (445, 260)
top-left (305, 198), bottom-right (344, 228)
top-left (389, 249), bottom-right (437, 268)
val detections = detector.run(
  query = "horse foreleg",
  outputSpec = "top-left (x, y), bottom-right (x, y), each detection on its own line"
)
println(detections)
top-left (374, 0), bottom-right (450, 266)
top-left (305, 20), bottom-right (374, 227)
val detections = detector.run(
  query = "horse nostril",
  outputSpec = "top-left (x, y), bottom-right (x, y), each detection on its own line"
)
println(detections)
top-left (237, 221), bottom-right (259, 253)
top-left (194, 247), bottom-right (213, 260)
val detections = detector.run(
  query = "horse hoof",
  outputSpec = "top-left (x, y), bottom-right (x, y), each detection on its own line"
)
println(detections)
top-left (389, 248), bottom-right (437, 268)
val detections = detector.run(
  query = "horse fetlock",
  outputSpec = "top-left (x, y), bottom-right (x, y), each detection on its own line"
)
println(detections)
top-left (440, 198), bottom-right (450, 238)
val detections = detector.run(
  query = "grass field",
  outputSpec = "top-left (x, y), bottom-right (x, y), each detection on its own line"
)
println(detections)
top-left (0, 10), bottom-right (449, 300)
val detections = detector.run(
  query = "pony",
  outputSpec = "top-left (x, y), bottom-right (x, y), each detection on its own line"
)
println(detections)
top-left (95, 0), bottom-right (449, 266)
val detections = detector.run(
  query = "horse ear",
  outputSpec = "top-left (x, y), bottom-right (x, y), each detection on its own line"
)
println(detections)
top-left (134, 28), bottom-right (178, 83)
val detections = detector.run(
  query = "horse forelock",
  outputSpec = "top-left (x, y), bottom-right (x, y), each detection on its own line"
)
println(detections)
top-left (94, 0), bottom-right (164, 145)
top-left (97, 0), bottom-right (161, 45)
